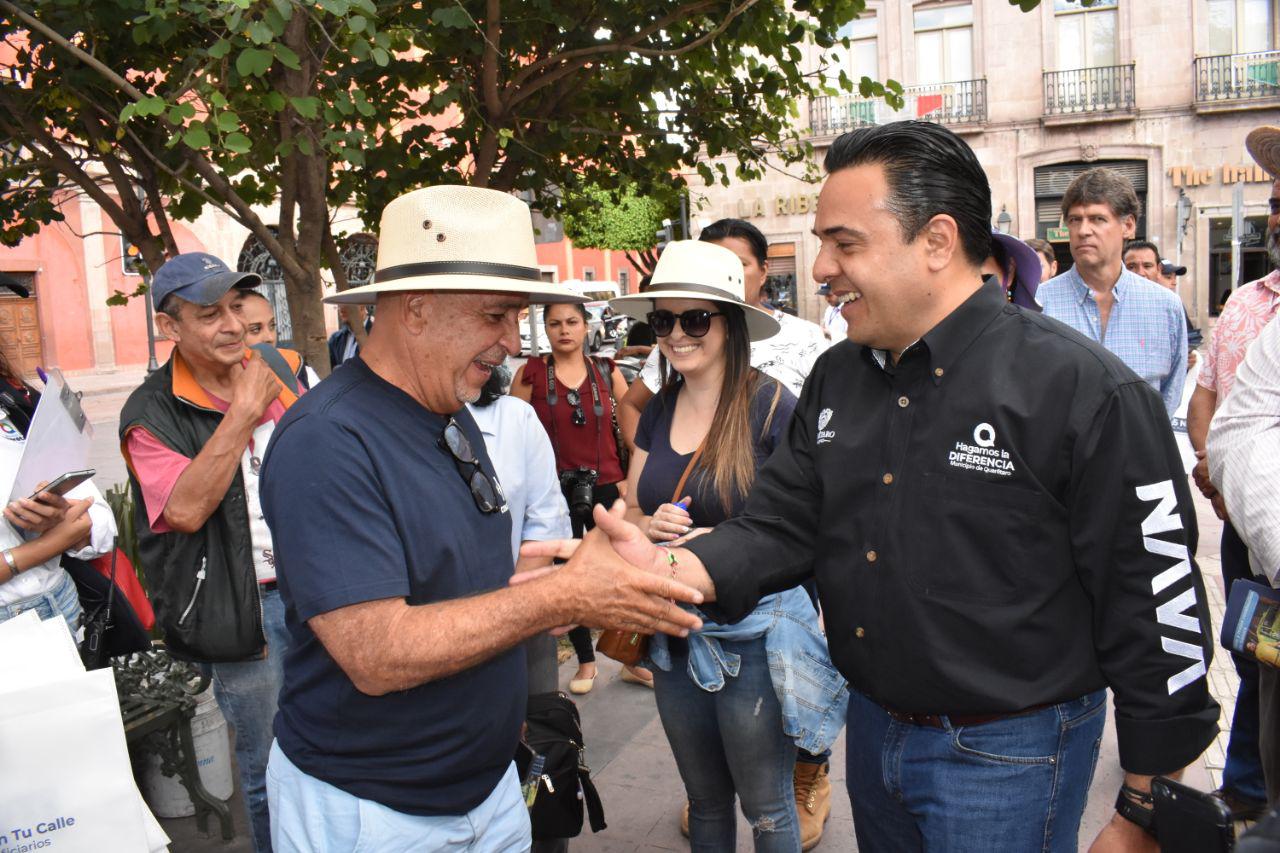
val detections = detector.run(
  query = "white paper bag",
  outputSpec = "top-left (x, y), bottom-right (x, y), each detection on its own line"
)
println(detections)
top-left (0, 655), bottom-right (166, 851)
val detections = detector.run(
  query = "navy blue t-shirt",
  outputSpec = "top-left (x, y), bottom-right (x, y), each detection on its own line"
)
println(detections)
top-left (635, 377), bottom-right (796, 526)
top-left (259, 357), bottom-right (523, 816)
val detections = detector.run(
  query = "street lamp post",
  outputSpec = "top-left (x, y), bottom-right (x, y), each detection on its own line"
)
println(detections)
top-left (141, 271), bottom-right (159, 373)
top-left (996, 205), bottom-right (1012, 235)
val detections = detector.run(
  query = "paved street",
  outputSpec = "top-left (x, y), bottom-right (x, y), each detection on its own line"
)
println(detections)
top-left (68, 368), bottom-right (1237, 852)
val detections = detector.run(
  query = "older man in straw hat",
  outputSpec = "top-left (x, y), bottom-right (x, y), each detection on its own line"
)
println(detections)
top-left (257, 185), bottom-right (703, 851)
top-left (1204, 123), bottom-right (1280, 809)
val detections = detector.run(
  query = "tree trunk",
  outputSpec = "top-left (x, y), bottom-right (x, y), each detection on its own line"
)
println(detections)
top-left (280, 256), bottom-right (328, 374)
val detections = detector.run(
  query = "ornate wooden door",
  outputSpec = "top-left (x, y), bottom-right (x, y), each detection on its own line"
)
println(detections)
top-left (0, 272), bottom-right (42, 377)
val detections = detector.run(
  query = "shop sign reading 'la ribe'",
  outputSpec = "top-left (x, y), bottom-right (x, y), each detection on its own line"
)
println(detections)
top-left (732, 194), bottom-right (823, 219)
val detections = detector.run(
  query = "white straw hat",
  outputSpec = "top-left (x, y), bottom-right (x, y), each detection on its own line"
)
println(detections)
top-left (326, 185), bottom-right (586, 305)
top-left (609, 241), bottom-right (780, 341)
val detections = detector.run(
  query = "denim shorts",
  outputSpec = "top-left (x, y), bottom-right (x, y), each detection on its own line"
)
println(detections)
top-left (0, 568), bottom-right (82, 638)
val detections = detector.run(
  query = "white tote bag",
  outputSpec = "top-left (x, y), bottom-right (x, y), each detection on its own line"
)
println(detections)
top-left (0, 614), bottom-right (167, 852)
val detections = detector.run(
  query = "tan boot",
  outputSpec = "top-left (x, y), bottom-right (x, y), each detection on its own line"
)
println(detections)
top-left (680, 800), bottom-right (690, 837)
top-left (794, 760), bottom-right (831, 851)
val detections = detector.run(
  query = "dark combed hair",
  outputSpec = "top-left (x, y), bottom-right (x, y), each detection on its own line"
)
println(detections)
top-left (543, 302), bottom-right (587, 323)
top-left (698, 219), bottom-right (768, 267)
top-left (1124, 239), bottom-right (1161, 261)
top-left (823, 121), bottom-right (992, 266)
top-left (1061, 167), bottom-right (1142, 222)
top-left (659, 304), bottom-right (780, 509)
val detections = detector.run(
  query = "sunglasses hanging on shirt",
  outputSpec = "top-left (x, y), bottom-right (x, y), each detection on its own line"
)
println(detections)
top-left (646, 309), bottom-right (726, 338)
top-left (439, 417), bottom-right (508, 514)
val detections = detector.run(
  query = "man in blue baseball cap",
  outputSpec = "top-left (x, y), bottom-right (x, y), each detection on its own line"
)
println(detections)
top-left (118, 251), bottom-right (305, 853)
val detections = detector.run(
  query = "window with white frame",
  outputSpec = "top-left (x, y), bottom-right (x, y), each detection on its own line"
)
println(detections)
top-left (825, 17), bottom-right (879, 90)
top-left (1055, 0), bottom-right (1119, 70)
top-left (914, 3), bottom-right (973, 85)
top-left (1207, 0), bottom-right (1276, 55)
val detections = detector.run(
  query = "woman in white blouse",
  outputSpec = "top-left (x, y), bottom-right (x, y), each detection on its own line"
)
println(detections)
top-left (0, 372), bottom-right (116, 634)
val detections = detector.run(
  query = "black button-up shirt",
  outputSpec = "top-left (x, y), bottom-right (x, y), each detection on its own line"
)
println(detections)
top-left (686, 281), bottom-right (1219, 775)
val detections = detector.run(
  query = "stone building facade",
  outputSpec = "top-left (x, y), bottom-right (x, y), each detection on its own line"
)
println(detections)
top-left (688, 0), bottom-right (1279, 328)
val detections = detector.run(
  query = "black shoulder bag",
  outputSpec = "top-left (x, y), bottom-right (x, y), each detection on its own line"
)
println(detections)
top-left (64, 545), bottom-right (153, 669)
top-left (515, 691), bottom-right (607, 840)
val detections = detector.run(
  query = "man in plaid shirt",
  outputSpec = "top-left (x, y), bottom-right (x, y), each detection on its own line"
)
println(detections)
top-left (1038, 168), bottom-right (1187, 417)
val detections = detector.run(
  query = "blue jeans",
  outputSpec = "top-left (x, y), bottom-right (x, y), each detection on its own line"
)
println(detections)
top-left (0, 568), bottom-right (81, 637)
top-left (652, 638), bottom-right (800, 852)
top-left (845, 687), bottom-right (1107, 853)
top-left (1221, 521), bottom-right (1268, 801)
top-left (267, 742), bottom-right (530, 852)
top-left (201, 587), bottom-right (288, 853)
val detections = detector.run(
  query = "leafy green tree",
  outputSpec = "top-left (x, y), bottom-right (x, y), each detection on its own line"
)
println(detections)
top-left (0, 0), bottom-right (405, 367)
top-left (563, 185), bottom-right (673, 276)
top-left (0, 0), bottom-right (1005, 367)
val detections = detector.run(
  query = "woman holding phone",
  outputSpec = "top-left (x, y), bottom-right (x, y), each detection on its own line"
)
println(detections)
top-left (0, 352), bottom-right (116, 632)
top-left (609, 241), bottom-right (846, 852)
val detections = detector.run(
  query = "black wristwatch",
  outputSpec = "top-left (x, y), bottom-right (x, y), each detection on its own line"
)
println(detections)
top-left (1115, 788), bottom-right (1157, 838)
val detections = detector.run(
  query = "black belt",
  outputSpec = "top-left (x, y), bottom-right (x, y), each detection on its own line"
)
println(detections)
top-left (259, 580), bottom-right (278, 592)
top-left (880, 700), bottom-right (1054, 729)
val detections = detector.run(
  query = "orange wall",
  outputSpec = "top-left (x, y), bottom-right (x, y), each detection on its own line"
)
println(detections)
top-left (104, 221), bottom-right (204, 367)
top-left (0, 196), bottom-right (200, 373)
top-left (0, 199), bottom-right (95, 372)
top-left (534, 241), bottom-right (642, 292)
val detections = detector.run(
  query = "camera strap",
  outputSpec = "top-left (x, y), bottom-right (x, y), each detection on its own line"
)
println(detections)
top-left (545, 356), bottom-right (603, 474)
top-left (546, 356), bottom-right (603, 416)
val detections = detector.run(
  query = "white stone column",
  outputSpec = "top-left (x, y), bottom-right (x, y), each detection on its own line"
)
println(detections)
top-left (79, 198), bottom-right (117, 371)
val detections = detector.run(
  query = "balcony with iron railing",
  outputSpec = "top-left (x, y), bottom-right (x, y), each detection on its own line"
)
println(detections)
top-left (1194, 49), bottom-right (1280, 112)
top-left (1042, 64), bottom-right (1136, 124)
top-left (808, 78), bottom-right (987, 138)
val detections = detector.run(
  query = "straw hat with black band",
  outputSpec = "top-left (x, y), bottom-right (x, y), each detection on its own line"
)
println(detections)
top-left (608, 240), bottom-right (780, 342)
top-left (326, 185), bottom-right (585, 306)
top-left (1247, 125), bottom-right (1280, 179)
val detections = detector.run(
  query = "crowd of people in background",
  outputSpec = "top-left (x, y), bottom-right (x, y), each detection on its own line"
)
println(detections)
top-left (8, 118), bottom-right (1280, 853)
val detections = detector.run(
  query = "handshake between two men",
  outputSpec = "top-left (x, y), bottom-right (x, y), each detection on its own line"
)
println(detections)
top-left (514, 500), bottom-right (714, 640)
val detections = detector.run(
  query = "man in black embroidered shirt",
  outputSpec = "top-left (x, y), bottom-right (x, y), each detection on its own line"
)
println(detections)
top-left (560, 122), bottom-right (1220, 851)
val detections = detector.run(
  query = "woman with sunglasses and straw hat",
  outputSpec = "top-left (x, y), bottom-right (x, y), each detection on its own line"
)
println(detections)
top-left (511, 302), bottom-right (654, 691)
top-left (609, 241), bottom-right (847, 852)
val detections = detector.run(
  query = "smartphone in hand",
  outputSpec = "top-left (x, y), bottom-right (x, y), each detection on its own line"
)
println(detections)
top-left (1152, 776), bottom-right (1234, 853)
top-left (28, 468), bottom-right (96, 502)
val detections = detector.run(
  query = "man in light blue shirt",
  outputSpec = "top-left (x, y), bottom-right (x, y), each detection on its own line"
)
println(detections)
top-left (1038, 168), bottom-right (1187, 415)
top-left (469, 365), bottom-right (573, 853)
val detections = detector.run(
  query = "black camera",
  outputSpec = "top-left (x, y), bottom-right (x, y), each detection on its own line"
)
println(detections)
top-left (559, 467), bottom-right (598, 518)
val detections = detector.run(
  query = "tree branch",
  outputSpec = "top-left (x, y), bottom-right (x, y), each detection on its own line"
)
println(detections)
top-left (507, 0), bottom-right (734, 95)
top-left (0, 101), bottom-right (127, 230)
top-left (0, 0), bottom-right (148, 101)
top-left (481, 0), bottom-right (502, 117)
